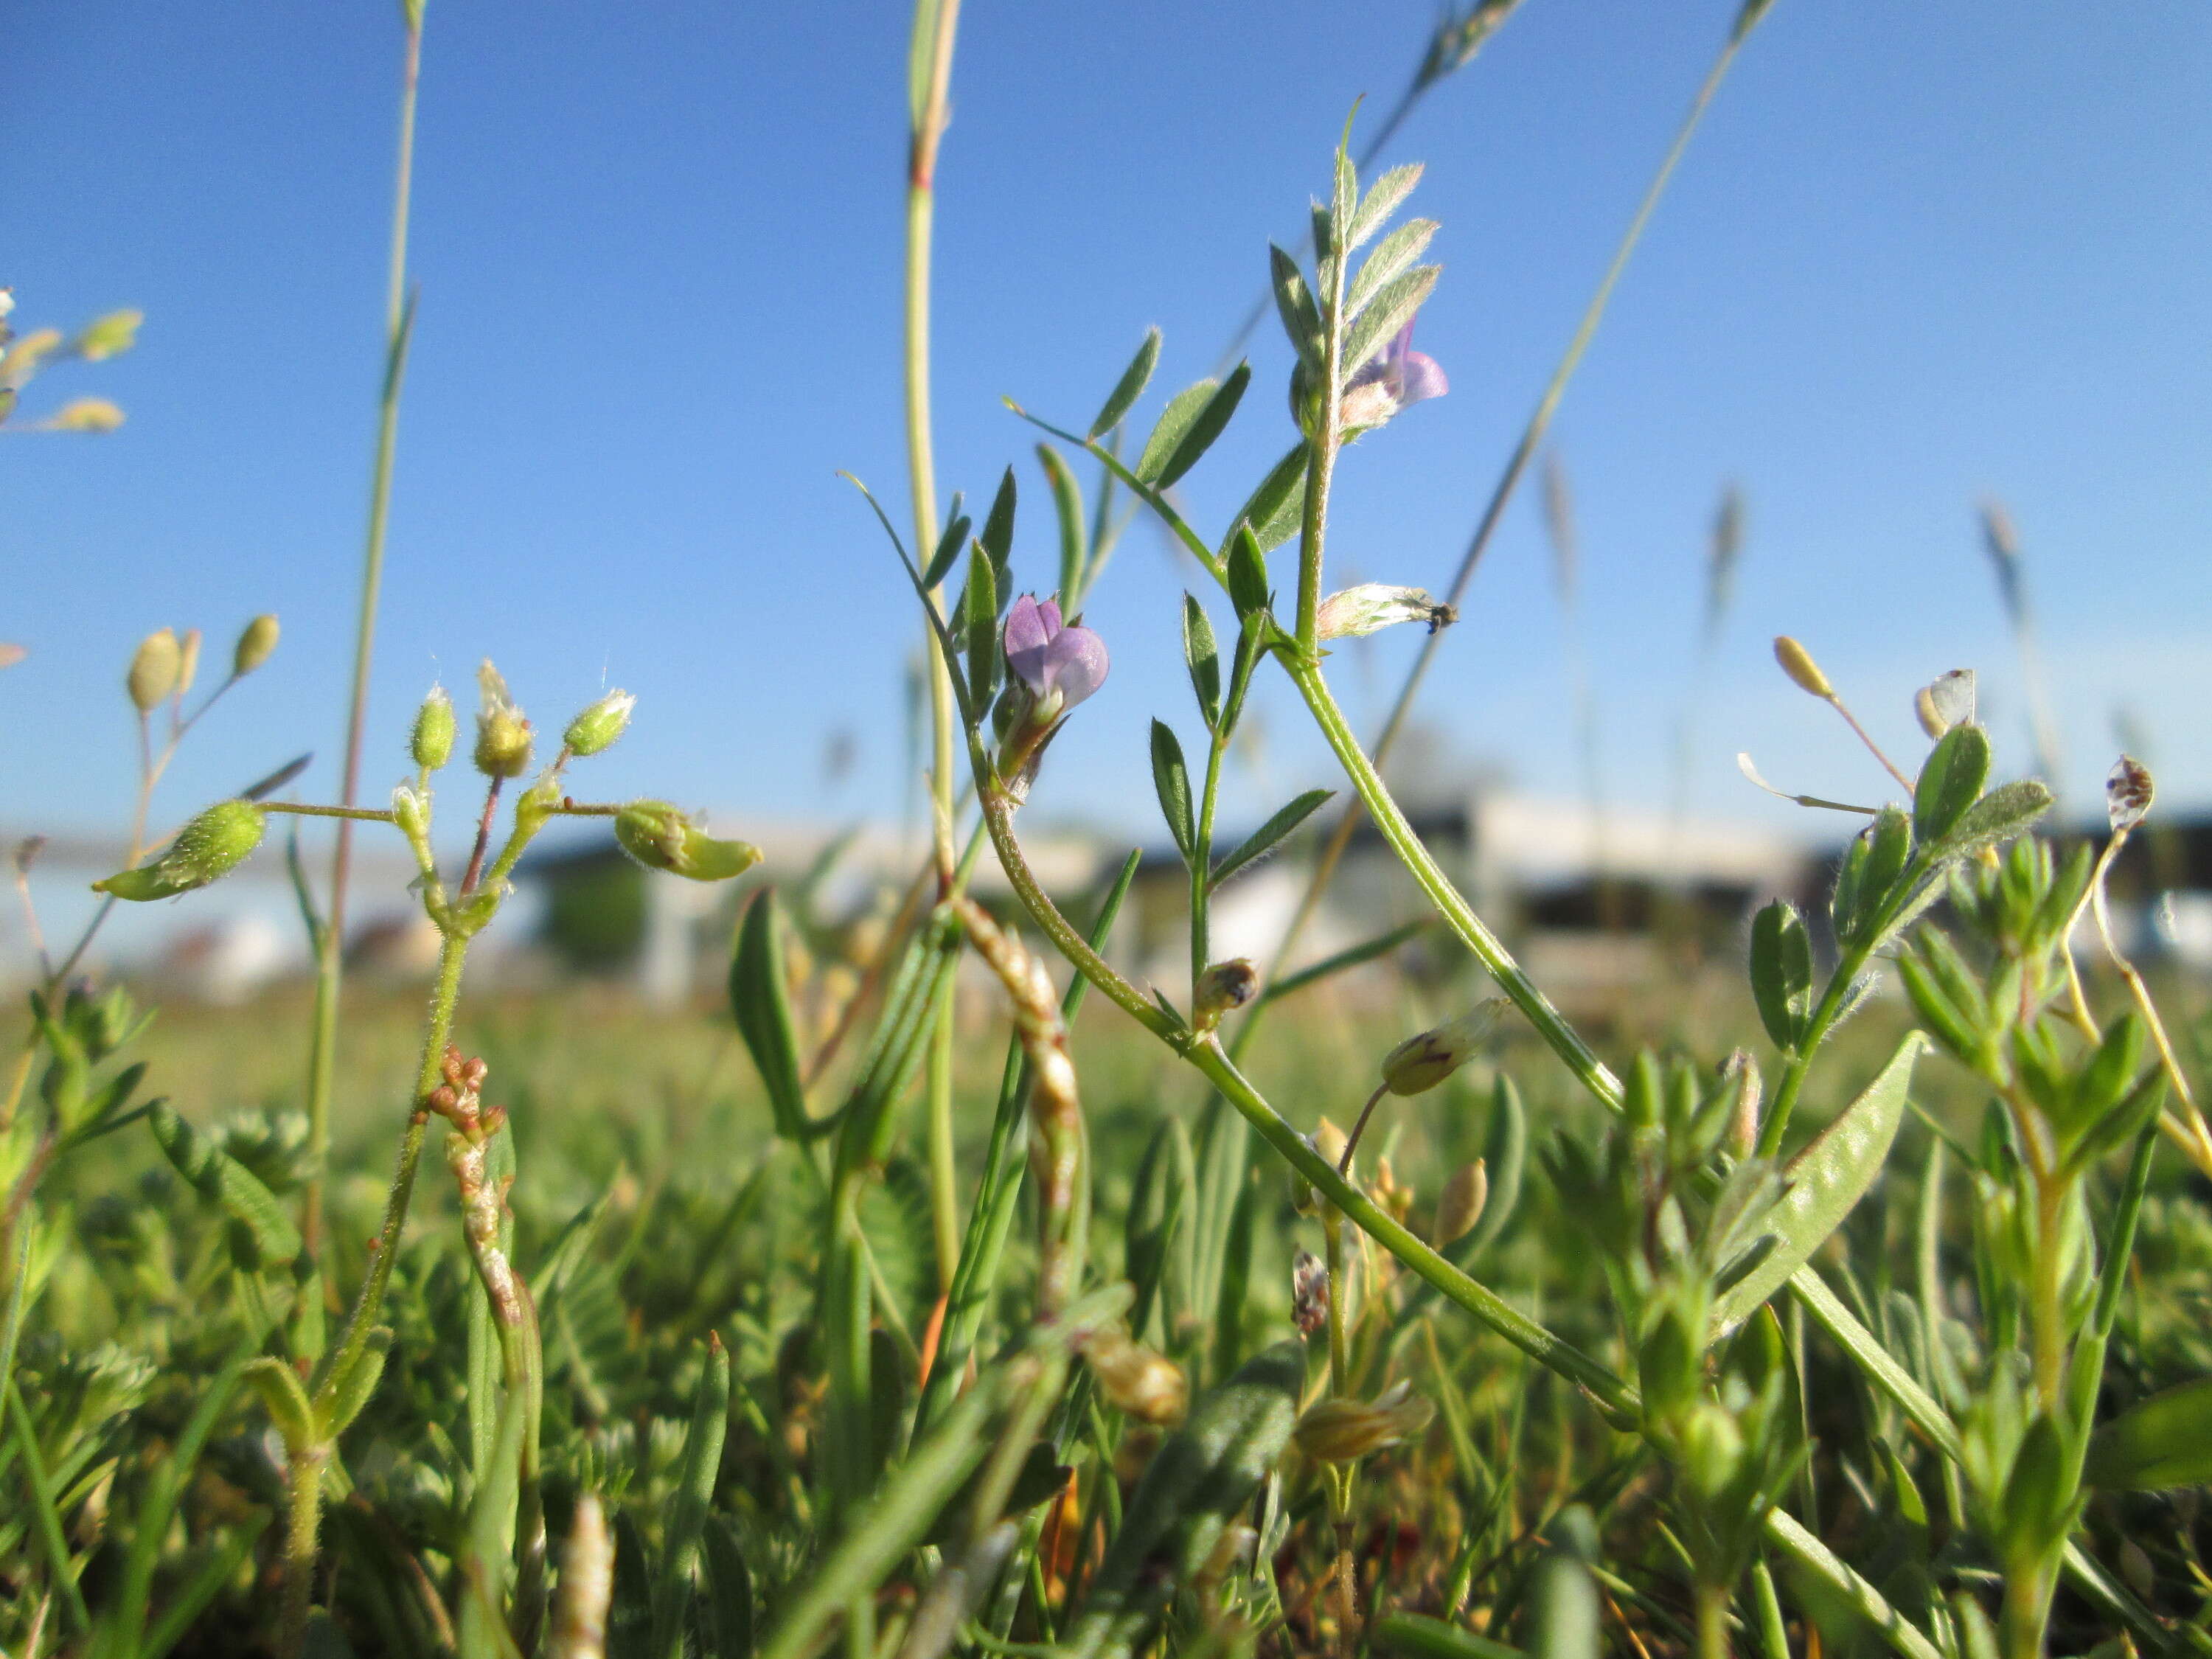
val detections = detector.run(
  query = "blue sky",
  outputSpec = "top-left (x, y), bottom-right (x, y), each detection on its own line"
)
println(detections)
top-left (8, 0), bottom-right (2211, 867)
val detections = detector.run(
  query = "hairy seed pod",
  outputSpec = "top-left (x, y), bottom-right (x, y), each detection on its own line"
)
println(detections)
top-left (126, 628), bottom-right (181, 712)
top-left (1192, 957), bottom-right (1259, 1032)
top-left (1772, 636), bottom-right (1834, 700)
top-left (614, 801), bottom-right (762, 883)
top-left (411, 686), bottom-right (456, 770)
top-left (94, 799), bottom-right (265, 900)
top-left (233, 613), bottom-right (279, 676)
top-left (563, 689), bottom-right (636, 757)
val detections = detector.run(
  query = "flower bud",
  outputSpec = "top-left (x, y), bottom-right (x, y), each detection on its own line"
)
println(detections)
top-left (614, 801), bottom-right (762, 883)
top-left (233, 614), bottom-right (279, 677)
top-left (93, 800), bottom-right (265, 900)
top-left (1293, 1380), bottom-right (1434, 1464)
top-left (563, 689), bottom-right (636, 757)
top-left (127, 628), bottom-right (181, 712)
top-left (173, 628), bottom-right (202, 699)
top-left (1313, 583), bottom-right (1453, 643)
top-left (72, 310), bottom-right (142, 362)
top-left (1677, 1400), bottom-right (1747, 1505)
top-left (46, 397), bottom-right (125, 433)
top-left (1379, 1001), bottom-right (1506, 1097)
top-left (473, 661), bottom-right (533, 779)
top-left (392, 785), bottom-right (429, 844)
top-left (1191, 957), bottom-right (1258, 1032)
top-left (1081, 1327), bottom-right (1187, 1426)
top-left (1772, 636), bottom-right (1833, 700)
top-left (1433, 1159), bottom-right (1488, 1246)
top-left (411, 686), bottom-right (456, 770)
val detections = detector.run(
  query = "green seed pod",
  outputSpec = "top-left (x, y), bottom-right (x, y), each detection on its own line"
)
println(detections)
top-left (391, 785), bottom-right (429, 844)
top-left (1379, 1000), bottom-right (1507, 1097)
top-left (72, 308), bottom-right (142, 362)
top-left (1293, 1380), bottom-right (1435, 1464)
top-left (563, 689), bottom-right (636, 757)
top-left (233, 613), bottom-right (279, 676)
top-left (1082, 1327), bottom-right (1188, 1427)
top-left (411, 686), bottom-right (456, 770)
top-left (1433, 1159), bottom-right (1488, 1246)
top-left (173, 628), bottom-right (202, 698)
top-left (614, 800), bottom-right (761, 883)
top-left (126, 627), bottom-right (181, 712)
top-left (93, 799), bottom-right (265, 900)
top-left (1772, 635), bottom-right (1834, 700)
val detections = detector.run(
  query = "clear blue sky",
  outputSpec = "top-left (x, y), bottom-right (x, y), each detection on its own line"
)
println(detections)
top-left (9, 0), bottom-right (2211, 860)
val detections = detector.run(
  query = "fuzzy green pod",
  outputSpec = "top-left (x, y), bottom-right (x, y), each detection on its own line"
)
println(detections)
top-left (233, 613), bottom-right (279, 676)
top-left (563, 689), bottom-right (635, 757)
top-left (127, 627), bottom-right (181, 712)
top-left (1293, 1379), bottom-right (1434, 1464)
top-left (411, 686), bottom-right (456, 770)
top-left (472, 659), bottom-right (533, 779)
top-left (615, 800), bottom-right (761, 883)
top-left (1380, 1000), bottom-right (1507, 1096)
top-left (94, 799), bottom-right (265, 900)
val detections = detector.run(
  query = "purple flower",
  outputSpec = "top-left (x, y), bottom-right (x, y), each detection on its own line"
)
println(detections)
top-left (1340, 320), bottom-right (1448, 431)
top-left (1003, 594), bottom-right (1108, 711)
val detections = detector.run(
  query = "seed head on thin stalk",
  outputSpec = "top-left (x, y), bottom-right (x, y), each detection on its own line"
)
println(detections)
top-left (1772, 636), bottom-right (1913, 794)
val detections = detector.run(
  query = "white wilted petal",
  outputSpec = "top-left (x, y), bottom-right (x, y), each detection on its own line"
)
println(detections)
top-left (1313, 583), bottom-right (1451, 643)
top-left (2107, 756), bottom-right (2154, 834)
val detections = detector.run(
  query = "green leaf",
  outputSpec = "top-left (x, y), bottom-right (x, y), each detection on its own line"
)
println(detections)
top-left (1090, 326), bottom-right (1161, 440)
top-left (704, 1515), bottom-right (754, 1658)
top-left (1210, 790), bottom-right (1333, 891)
top-left (1340, 264), bottom-right (1439, 378)
top-left (1927, 778), bottom-right (2053, 863)
top-left (1346, 217), bottom-right (1439, 324)
top-left (243, 1357), bottom-right (316, 1455)
top-left (1182, 594), bottom-right (1221, 730)
top-left (730, 890), bottom-right (820, 1142)
top-left (1150, 720), bottom-right (1195, 864)
top-left (315, 1327), bottom-right (392, 1439)
top-left (1348, 161), bottom-right (1423, 250)
top-left (1259, 917), bottom-right (1427, 1006)
top-left (2087, 1375), bottom-right (2212, 1490)
top-left (1375, 1612), bottom-right (1524, 1659)
top-left (1711, 1035), bottom-right (1927, 1337)
top-left (1913, 723), bottom-right (1991, 846)
top-left (961, 548), bottom-right (999, 706)
top-left (650, 1336), bottom-right (732, 1659)
top-left (1269, 245), bottom-right (1322, 371)
top-left (1037, 442), bottom-right (1087, 610)
top-left (1748, 900), bottom-right (1813, 1051)
top-left (1155, 364), bottom-right (1251, 491)
top-left (1226, 523), bottom-right (1273, 621)
top-left (147, 1102), bottom-right (301, 1267)
top-left (922, 493), bottom-right (969, 591)
top-left (978, 467), bottom-right (1016, 598)
top-left (1063, 1340), bottom-right (1304, 1658)
top-left (1225, 442), bottom-right (1311, 559)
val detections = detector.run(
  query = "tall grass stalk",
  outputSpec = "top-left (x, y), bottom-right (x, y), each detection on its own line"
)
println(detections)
top-left (303, 1), bottom-right (425, 1258)
top-left (1249, 0), bottom-right (1776, 1015)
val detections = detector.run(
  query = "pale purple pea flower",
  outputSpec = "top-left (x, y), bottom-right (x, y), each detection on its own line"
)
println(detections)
top-left (1004, 595), bottom-right (1108, 712)
top-left (1340, 320), bottom-right (1449, 431)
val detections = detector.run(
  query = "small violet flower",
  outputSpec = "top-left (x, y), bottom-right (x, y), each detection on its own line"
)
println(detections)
top-left (1003, 594), bottom-right (1108, 713)
top-left (1339, 320), bottom-right (1448, 432)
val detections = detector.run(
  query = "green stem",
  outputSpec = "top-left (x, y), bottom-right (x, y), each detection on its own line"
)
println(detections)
top-left (1294, 226), bottom-right (1347, 652)
top-left (1695, 1581), bottom-right (1732, 1659)
top-left (1284, 654), bottom-right (1622, 1110)
top-left (307, 10), bottom-right (423, 1261)
top-left (279, 1443), bottom-right (330, 1654)
top-left (1756, 932), bottom-right (1877, 1156)
top-left (2030, 1173), bottom-right (2065, 1411)
top-left (264, 803), bottom-right (397, 824)
top-left (8, 1377), bottom-right (92, 1636)
top-left (1190, 730), bottom-right (1225, 992)
top-left (315, 927), bottom-right (469, 1422)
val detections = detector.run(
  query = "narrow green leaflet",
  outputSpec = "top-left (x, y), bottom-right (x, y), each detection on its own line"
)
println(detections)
top-left (1090, 326), bottom-right (1161, 440)
top-left (1711, 1034), bottom-right (1927, 1336)
top-left (1150, 720), bottom-right (1196, 863)
top-left (922, 493), bottom-right (970, 591)
top-left (1269, 245), bottom-right (1322, 370)
top-left (978, 467), bottom-right (1017, 595)
top-left (1347, 161), bottom-right (1423, 249)
top-left (1346, 217), bottom-right (1439, 323)
top-left (1037, 442), bottom-right (1086, 607)
top-left (147, 1102), bottom-right (301, 1267)
top-left (2085, 1376), bottom-right (2212, 1490)
top-left (1181, 594), bottom-right (1220, 729)
top-left (1224, 442), bottom-right (1310, 559)
top-left (1210, 790), bottom-right (1333, 892)
top-left (1748, 900), bottom-right (1812, 1051)
top-left (729, 889), bottom-right (820, 1142)
top-left (650, 1336), bottom-right (732, 1659)
top-left (1155, 364), bottom-right (1251, 490)
top-left (1911, 723), bottom-right (1990, 846)
top-left (1340, 264), bottom-right (1439, 376)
